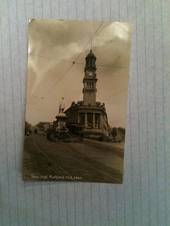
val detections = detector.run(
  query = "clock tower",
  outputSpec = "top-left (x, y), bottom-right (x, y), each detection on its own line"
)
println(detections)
top-left (83, 49), bottom-right (97, 105)
top-left (65, 49), bottom-right (110, 138)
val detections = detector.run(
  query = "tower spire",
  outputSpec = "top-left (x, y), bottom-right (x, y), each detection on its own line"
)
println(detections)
top-left (83, 50), bottom-right (97, 105)
top-left (84, 49), bottom-right (97, 72)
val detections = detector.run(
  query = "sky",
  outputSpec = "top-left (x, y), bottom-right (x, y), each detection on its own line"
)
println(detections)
top-left (26, 19), bottom-right (131, 127)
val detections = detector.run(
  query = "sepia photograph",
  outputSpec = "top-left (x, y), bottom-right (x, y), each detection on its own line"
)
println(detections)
top-left (23, 19), bottom-right (131, 183)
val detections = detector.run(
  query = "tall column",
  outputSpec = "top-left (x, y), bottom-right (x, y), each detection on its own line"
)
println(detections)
top-left (93, 113), bottom-right (95, 128)
top-left (77, 113), bottom-right (80, 124)
top-left (99, 114), bottom-right (102, 129)
top-left (85, 113), bottom-right (87, 128)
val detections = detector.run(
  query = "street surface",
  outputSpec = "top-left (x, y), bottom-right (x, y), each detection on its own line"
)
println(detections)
top-left (23, 134), bottom-right (124, 183)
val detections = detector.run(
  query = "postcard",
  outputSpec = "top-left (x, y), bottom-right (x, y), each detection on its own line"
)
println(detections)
top-left (23, 19), bottom-right (131, 183)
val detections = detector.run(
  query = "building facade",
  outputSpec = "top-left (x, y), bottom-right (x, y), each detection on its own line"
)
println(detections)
top-left (65, 50), bottom-right (111, 139)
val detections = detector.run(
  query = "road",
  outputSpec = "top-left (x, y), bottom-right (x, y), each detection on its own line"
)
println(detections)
top-left (23, 134), bottom-right (124, 183)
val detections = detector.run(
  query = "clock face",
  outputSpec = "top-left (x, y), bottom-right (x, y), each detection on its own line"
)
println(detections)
top-left (87, 71), bottom-right (93, 76)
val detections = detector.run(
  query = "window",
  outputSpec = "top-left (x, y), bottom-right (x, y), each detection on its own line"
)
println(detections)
top-left (95, 113), bottom-right (100, 128)
top-left (87, 113), bottom-right (93, 128)
top-left (79, 113), bottom-right (85, 125)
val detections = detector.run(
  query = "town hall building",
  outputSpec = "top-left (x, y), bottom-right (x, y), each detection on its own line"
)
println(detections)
top-left (64, 49), bottom-right (111, 139)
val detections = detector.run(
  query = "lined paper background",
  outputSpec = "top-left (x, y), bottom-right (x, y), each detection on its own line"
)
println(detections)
top-left (0, 1), bottom-right (170, 226)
